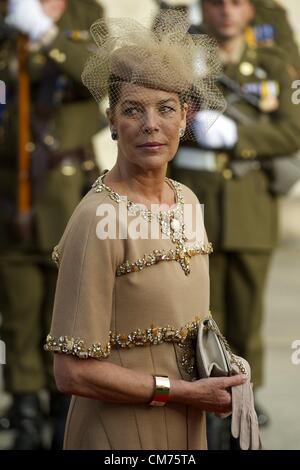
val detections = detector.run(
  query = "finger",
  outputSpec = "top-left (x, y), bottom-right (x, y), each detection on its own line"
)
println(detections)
top-left (245, 379), bottom-right (258, 431)
top-left (231, 382), bottom-right (243, 411)
top-left (237, 381), bottom-right (248, 449)
top-left (231, 385), bottom-right (243, 438)
top-left (250, 413), bottom-right (260, 450)
top-left (222, 374), bottom-right (247, 388)
top-left (242, 376), bottom-right (252, 411)
top-left (239, 409), bottom-right (251, 450)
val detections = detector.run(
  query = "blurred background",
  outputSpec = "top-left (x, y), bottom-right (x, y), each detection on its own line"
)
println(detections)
top-left (0, 0), bottom-right (300, 450)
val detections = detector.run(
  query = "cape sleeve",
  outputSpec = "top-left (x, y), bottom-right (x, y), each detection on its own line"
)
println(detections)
top-left (44, 196), bottom-right (118, 360)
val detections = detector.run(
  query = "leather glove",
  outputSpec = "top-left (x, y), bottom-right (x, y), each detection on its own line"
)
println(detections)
top-left (6, 0), bottom-right (53, 41)
top-left (231, 356), bottom-right (261, 450)
top-left (193, 110), bottom-right (238, 149)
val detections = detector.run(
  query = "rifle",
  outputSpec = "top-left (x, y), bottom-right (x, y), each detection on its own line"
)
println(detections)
top-left (218, 73), bottom-right (260, 125)
top-left (16, 33), bottom-right (32, 244)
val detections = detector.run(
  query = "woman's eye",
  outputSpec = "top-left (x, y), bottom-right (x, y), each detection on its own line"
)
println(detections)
top-left (160, 105), bottom-right (175, 114)
top-left (123, 107), bottom-right (140, 116)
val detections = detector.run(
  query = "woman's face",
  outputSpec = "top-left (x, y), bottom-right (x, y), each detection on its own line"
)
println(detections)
top-left (107, 84), bottom-right (188, 172)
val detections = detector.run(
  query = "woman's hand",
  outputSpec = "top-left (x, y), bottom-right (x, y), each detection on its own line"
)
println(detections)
top-left (169, 374), bottom-right (247, 414)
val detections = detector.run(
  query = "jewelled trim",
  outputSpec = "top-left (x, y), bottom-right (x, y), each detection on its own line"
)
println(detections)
top-left (52, 246), bottom-right (60, 267)
top-left (92, 175), bottom-right (211, 276)
top-left (110, 317), bottom-right (200, 349)
top-left (44, 317), bottom-right (200, 370)
top-left (180, 337), bottom-right (197, 376)
top-left (116, 242), bottom-right (213, 277)
top-left (92, 175), bottom-right (184, 223)
top-left (44, 334), bottom-right (111, 359)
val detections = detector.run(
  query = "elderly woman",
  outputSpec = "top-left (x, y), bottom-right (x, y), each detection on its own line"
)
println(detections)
top-left (44, 12), bottom-right (246, 450)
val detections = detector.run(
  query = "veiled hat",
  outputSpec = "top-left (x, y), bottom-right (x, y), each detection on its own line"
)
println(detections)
top-left (82, 9), bottom-right (226, 137)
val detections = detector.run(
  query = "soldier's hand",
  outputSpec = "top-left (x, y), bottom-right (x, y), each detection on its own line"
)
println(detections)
top-left (6, 0), bottom-right (53, 41)
top-left (193, 110), bottom-right (238, 150)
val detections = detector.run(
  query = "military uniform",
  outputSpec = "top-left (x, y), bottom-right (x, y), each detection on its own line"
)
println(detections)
top-left (171, 39), bottom-right (300, 387)
top-left (251, 0), bottom-right (300, 77)
top-left (0, 0), bottom-right (105, 448)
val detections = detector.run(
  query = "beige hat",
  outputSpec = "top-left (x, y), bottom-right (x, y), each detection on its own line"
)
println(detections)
top-left (82, 9), bottom-right (226, 137)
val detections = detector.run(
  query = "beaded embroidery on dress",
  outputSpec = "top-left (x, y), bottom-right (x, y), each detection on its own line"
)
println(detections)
top-left (92, 174), bottom-right (212, 275)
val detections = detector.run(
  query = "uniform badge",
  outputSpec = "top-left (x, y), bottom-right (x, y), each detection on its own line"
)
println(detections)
top-left (64, 30), bottom-right (90, 42)
top-left (242, 80), bottom-right (280, 112)
top-left (245, 24), bottom-right (275, 48)
top-left (255, 67), bottom-right (267, 80)
top-left (254, 24), bottom-right (275, 46)
top-left (260, 80), bottom-right (280, 112)
top-left (239, 62), bottom-right (255, 76)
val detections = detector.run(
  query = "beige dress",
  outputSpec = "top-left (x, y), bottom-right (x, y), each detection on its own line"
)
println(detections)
top-left (45, 175), bottom-right (213, 450)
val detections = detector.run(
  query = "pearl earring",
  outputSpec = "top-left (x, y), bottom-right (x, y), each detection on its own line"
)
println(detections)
top-left (179, 128), bottom-right (185, 138)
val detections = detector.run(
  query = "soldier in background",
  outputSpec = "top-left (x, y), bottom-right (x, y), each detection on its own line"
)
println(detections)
top-left (0, 0), bottom-right (105, 449)
top-left (186, 0), bottom-right (300, 74)
top-left (155, 0), bottom-right (300, 71)
top-left (170, 0), bottom-right (300, 446)
top-left (251, 0), bottom-right (300, 78)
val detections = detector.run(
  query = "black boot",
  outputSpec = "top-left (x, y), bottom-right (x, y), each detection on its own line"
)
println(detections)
top-left (9, 393), bottom-right (44, 450)
top-left (49, 392), bottom-right (70, 450)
